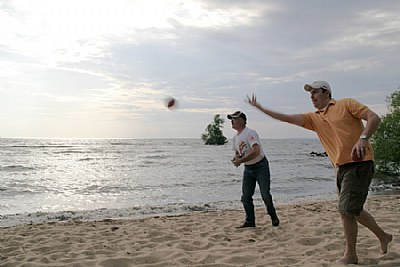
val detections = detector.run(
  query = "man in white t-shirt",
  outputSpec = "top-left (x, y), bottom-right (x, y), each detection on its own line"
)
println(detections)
top-left (228, 111), bottom-right (279, 228)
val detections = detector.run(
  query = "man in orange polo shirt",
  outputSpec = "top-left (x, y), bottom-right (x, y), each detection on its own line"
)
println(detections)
top-left (247, 81), bottom-right (392, 265)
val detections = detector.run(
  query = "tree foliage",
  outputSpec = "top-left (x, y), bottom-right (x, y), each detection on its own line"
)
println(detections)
top-left (372, 89), bottom-right (400, 175)
top-left (201, 114), bottom-right (228, 145)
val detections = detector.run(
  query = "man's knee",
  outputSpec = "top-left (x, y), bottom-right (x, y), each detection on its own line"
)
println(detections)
top-left (339, 212), bottom-right (355, 220)
top-left (241, 193), bottom-right (255, 204)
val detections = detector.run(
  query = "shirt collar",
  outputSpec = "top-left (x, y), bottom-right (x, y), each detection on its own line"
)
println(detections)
top-left (316, 98), bottom-right (336, 113)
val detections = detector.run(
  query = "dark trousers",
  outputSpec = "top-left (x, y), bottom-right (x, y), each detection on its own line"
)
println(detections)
top-left (241, 157), bottom-right (277, 224)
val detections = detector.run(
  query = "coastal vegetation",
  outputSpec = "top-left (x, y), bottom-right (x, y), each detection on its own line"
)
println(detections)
top-left (372, 89), bottom-right (400, 176)
top-left (201, 114), bottom-right (228, 145)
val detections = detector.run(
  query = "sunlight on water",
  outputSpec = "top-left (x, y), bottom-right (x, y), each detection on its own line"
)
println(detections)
top-left (1, 138), bottom-right (395, 227)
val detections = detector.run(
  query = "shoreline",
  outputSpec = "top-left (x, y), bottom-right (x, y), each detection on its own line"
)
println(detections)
top-left (1, 194), bottom-right (399, 266)
top-left (0, 192), bottom-right (341, 228)
top-left (1, 190), bottom-right (398, 229)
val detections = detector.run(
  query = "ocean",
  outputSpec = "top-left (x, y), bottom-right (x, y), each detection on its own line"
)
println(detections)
top-left (0, 138), bottom-right (397, 227)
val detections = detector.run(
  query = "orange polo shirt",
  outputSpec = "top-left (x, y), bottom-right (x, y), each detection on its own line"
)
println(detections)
top-left (301, 98), bottom-right (374, 166)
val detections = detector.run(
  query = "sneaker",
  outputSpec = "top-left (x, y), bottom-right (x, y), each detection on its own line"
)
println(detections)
top-left (271, 215), bottom-right (280, 227)
top-left (236, 221), bottom-right (256, 228)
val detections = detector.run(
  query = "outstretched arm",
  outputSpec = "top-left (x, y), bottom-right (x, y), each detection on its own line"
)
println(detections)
top-left (247, 94), bottom-right (305, 127)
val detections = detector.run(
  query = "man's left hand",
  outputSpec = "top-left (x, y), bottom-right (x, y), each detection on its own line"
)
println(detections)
top-left (351, 139), bottom-right (367, 160)
top-left (231, 157), bottom-right (242, 167)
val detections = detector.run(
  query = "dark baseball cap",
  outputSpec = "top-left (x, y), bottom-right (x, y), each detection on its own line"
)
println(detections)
top-left (227, 111), bottom-right (247, 122)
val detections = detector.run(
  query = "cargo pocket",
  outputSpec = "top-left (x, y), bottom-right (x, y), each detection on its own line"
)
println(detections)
top-left (347, 191), bottom-right (368, 216)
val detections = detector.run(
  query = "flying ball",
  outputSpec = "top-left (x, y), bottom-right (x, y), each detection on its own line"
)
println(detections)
top-left (164, 97), bottom-right (178, 110)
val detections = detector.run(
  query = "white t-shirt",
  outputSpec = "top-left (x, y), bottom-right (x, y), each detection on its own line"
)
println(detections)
top-left (232, 127), bottom-right (265, 165)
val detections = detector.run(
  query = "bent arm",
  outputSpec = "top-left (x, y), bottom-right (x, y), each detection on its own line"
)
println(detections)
top-left (241, 143), bottom-right (260, 163)
top-left (351, 109), bottom-right (381, 159)
top-left (232, 144), bottom-right (260, 167)
top-left (360, 109), bottom-right (381, 139)
top-left (247, 94), bottom-right (305, 127)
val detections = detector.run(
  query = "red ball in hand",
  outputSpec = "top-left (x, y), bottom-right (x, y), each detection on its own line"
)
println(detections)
top-left (351, 152), bottom-right (363, 162)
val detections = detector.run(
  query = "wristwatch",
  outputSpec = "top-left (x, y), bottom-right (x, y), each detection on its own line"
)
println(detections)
top-left (360, 134), bottom-right (368, 141)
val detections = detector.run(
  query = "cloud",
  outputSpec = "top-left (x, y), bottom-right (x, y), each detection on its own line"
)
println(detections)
top-left (0, 0), bottom-right (399, 138)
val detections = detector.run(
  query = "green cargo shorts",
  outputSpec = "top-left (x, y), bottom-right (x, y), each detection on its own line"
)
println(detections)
top-left (336, 161), bottom-right (374, 216)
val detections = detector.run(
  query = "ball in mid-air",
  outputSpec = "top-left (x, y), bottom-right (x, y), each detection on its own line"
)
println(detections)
top-left (165, 97), bottom-right (178, 110)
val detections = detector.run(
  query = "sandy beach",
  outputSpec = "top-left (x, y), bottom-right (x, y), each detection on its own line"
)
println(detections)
top-left (0, 194), bottom-right (398, 267)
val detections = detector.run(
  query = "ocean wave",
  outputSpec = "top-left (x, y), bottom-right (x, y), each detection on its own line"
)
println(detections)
top-left (1, 186), bottom-right (44, 195)
top-left (53, 150), bottom-right (87, 154)
top-left (296, 176), bottom-right (334, 182)
top-left (0, 165), bottom-right (37, 172)
top-left (140, 154), bottom-right (169, 160)
top-left (78, 157), bottom-right (95, 161)
top-left (370, 181), bottom-right (400, 192)
top-left (110, 142), bottom-right (136, 146)
top-left (6, 145), bottom-right (75, 149)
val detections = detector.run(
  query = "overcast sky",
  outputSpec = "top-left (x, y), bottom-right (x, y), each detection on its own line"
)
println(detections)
top-left (1, 0), bottom-right (399, 139)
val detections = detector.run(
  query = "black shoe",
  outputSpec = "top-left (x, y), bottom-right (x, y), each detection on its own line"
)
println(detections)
top-left (271, 215), bottom-right (280, 227)
top-left (236, 221), bottom-right (256, 228)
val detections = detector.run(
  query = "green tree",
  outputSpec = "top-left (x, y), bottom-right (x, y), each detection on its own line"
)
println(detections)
top-left (372, 89), bottom-right (400, 175)
top-left (201, 114), bottom-right (228, 145)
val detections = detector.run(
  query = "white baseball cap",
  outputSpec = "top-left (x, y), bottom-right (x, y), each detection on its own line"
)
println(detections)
top-left (304, 81), bottom-right (331, 94)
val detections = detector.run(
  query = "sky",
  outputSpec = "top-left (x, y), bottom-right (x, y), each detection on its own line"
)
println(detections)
top-left (1, 0), bottom-right (399, 139)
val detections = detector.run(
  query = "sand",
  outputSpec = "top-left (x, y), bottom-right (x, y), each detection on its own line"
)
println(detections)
top-left (0, 194), bottom-right (398, 267)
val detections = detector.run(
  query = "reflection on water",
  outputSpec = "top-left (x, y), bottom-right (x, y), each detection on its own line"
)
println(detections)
top-left (0, 138), bottom-right (398, 227)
